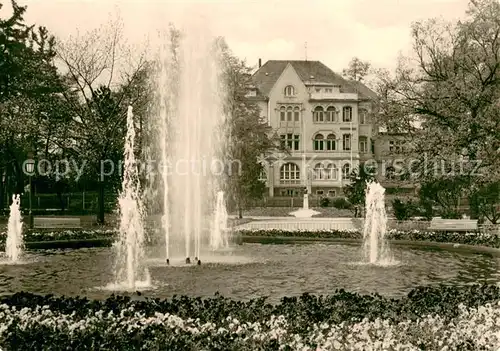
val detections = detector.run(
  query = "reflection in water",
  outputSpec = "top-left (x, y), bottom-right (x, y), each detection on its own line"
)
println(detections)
top-left (0, 244), bottom-right (498, 303)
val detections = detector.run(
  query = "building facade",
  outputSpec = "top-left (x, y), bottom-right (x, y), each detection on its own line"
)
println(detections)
top-left (249, 60), bottom-right (379, 198)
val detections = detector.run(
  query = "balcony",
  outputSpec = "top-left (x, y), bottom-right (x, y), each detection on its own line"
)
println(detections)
top-left (309, 92), bottom-right (359, 100)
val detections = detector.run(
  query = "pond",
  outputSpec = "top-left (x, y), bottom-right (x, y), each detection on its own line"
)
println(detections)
top-left (0, 243), bottom-right (498, 303)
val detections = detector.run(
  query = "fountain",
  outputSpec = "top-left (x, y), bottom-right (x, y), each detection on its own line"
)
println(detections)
top-left (362, 181), bottom-right (393, 264)
top-left (4, 194), bottom-right (23, 262)
top-left (112, 106), bottom-right (150, 290)
top-left (210, 190), bottom-right (229, 250)
top-left (150, 19), bottom-right (228, 265)
top-left (289, 189), bottom-right (321, 218)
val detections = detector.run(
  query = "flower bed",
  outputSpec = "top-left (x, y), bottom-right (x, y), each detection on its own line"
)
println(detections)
top-left (238, 229), bottom-right (500, 248)
top-left (0, 285), bottom-right (499, 349)
top-left (1, 228), bottom-right (499, 250)
top-left (0, 229), bottom-right (115, 244)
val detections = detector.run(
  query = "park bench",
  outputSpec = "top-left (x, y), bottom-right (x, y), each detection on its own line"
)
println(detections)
top-left (428, 218), bottom-right (478, 232)
top-left (33, 217), bottom-right (82, 229)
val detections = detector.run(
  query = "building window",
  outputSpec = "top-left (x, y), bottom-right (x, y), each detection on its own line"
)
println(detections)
top-left (315, 88), bottom-right (321, 93)
top-left (280, 163), bottom-right (300, 180)
top-left (316, 190), bottom-right (324, 195)
top-left (326, 133), bottom-right (336, 151)
top-left (342, 106), bottom-right (352, 122)
top-left (326, 163), bottom-right (338, 180)
top-left (328, 190), bottom-right (336, 197)
top-left (359, 136), bottom-right (368, 153)
top-left (280, 105), bottom-right (301, 123)
top-left (326, 106), bottom-right (336, 122)
top-left (389, 140), bottom-right (405, 153)
top-left (342, 134), bottom-right (351, 151)
top-left (280, 106), bottom-right (286, 122)
top-left (313, 134), bottom-right (324, 151)
top-left (259, 169), bottom-right (267, 181)
top-left (386, 166), bottom-right (396, 180)
top-left (293, 106), bottom-right (300, 122)
top-left (313, 163), bottom-right (324, 180)
top-left (342, 163), bottom-right (351, 179)
top-left (313, 163), bottom-right (337, 180)
top-left (284, 85), bottom-right (295, 97)
top-left (313, 106), bottom-right (324, 122)
top-left (325, 88), bottom-right (333, 93)
top-left (359, 108), bottom-right (369, 124)
top-left (287, 106), bottom-right (293, 121)
top-left (281, 134), bottom-right (300, 151)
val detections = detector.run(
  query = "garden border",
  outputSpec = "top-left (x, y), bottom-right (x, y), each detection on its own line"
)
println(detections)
top-left (2, 228), bottom-right (500, 254)
top-left (240, 235), bottom-right (500, 256)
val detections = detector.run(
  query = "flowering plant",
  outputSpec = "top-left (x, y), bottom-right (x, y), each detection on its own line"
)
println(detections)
top-left (238, 229), bottom-right (500, 248)
top-left (0, 285), bottom-right (499, 350)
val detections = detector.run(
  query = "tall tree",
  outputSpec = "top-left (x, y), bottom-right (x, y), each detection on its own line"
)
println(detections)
top-left (0, 1), bottom-right (67, 208)
top-left (343, 163), bottom-right (376, 217)
top-left (375, 0), bottom-right (500, 182)
top-left (469, 180), bottom-right (500, 223)
top-left (342, 57), bottom-right (371, 82)
top-left (56, 15), bottom-right (151, 223)
top-left (216, 38), bottom-right (276, 218)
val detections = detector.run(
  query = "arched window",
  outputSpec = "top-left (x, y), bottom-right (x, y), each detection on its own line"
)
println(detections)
top-left (359, 136), bottom-right (368, 153)
top-left (319, 162), bottom-right (338, 180)
top-left (280, 106), bottom-right (286, 121)
top-left (284, 85), bottom-right (295, 97)
top-left (280, 163), bottom-right (300, 180)
top-left (313, 162), bottom-right (337, 180)
top-left (286, 106), bottom-right (293, 121)
top-left (327, 163), bottom-right (338, 180)
top-left (314, 162), bottom-right (338, 180)
top-left (313, 133), bottom-right (324, 151)
top-left (326, 106), bottom-right (336, 122)
top-left (313, 163), bottom-right (325, 180)
top-left (326, 133), bottom-right (336, 151)
top-left (342, 134), bottom-right (351, 151)
top-left (342, 106), bottom-right (352, 122)
top-left (293, 106), bottom-right (300, 122)
top-left (313, 106), bottom-right (324, 122)
top-left (342, 163), bottom-right (351, 179)
top-left (359, 108), bottom-right (369, 124)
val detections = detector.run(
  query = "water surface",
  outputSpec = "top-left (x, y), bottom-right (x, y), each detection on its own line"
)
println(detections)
top-left (0, 243), bottom-right (498, 303)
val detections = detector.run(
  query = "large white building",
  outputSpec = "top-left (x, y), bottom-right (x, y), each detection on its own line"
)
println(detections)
top-left (248, 59), bottom-right (379, 198)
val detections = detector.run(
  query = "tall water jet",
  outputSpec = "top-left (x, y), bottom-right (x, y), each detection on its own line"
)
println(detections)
top-left (210, 191), bottom-right (229, 250)
top-left (362, 181), bottom-right (392, 264)
top-left (5, 194), bottom-right (23, 261)
top-left (113, 106), bottom-right (150, 289)
top-left (150, 18), bottom-right (228, 263)
top-left (156, 33), bottom-right (174, 263)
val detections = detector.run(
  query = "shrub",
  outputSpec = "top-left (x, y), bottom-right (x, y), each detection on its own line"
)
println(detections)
top-left (392, 198), bottom-right (415, 221)
top-left (319, 197), bottom-right (330, 207)
top-left (331, 197), bottom-right (352, 210)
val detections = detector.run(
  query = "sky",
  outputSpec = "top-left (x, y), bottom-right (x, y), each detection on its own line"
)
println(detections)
top-left (10, 0), bottom-right (471, 73)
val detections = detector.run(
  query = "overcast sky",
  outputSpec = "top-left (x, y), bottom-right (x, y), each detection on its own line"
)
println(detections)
top-left (15, 0), bottom-right (470, 72)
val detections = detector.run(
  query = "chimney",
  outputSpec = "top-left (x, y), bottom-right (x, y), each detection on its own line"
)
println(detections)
top-left (258, 58), bottom-right (262, 68)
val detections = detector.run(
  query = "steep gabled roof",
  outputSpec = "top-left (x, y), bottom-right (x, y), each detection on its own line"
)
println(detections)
top-left (252, 60), bottom-right (377, 100)
top-left (348, 80), bottom-right (378, 100)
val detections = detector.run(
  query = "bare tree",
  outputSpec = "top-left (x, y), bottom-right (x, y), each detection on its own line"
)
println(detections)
top-left (56, 14), bottom-right (152, 224)
top-left (374, 0), bottom-right (500, 181)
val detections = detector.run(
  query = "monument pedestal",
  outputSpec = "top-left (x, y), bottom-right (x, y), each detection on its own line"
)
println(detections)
top-left (289, 193), bottom-right (321, 218)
